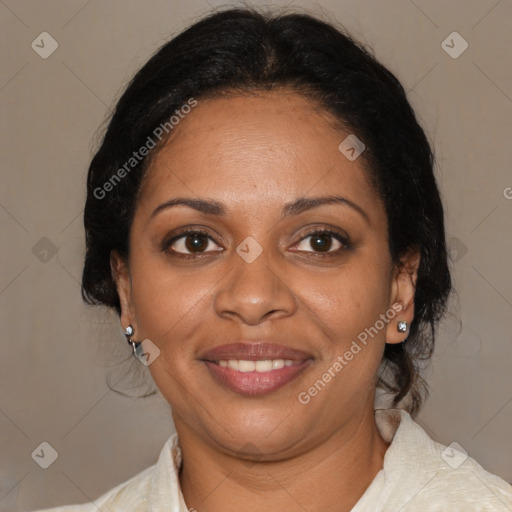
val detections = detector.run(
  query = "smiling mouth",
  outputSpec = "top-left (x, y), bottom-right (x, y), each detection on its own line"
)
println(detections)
top-left (203, 356), bottom-right (312, 395)
top-left (200, 342), bottom-right (314, 395)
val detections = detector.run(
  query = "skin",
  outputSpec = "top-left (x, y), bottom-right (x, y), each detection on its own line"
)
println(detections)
top-left (111, 89), bottom-right (420, 512)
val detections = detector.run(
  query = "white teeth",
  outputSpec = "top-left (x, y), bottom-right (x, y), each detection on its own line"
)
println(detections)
top-left (238, 360), bottom-right (255, 372)
top-left (218, 359), bottom-right (299, 372)
top-left (227, 360), bottom-right (239, 370)
top-left (255, 360), bottom-right (273, 372)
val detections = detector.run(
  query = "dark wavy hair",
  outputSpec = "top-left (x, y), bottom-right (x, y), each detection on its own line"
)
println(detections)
top-left (81, 7), bottom-right (452, 415)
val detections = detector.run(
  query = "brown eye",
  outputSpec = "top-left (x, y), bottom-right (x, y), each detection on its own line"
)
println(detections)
top-left (293, 229), bottom-right (350, 254)
top-left (166, 230), bottom-right (223, 255)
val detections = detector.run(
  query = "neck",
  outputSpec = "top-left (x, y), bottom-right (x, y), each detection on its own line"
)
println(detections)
top-left (177, 405), bottom-right (390, 512)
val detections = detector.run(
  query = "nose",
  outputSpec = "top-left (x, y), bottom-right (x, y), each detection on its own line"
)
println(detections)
top-left (214, 245), bottom-right (297, 326)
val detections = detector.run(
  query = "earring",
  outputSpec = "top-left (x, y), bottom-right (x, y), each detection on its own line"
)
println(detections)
top-left (397, 321), bottom-right (407, 333)
top-left (124, 325), bottom-right (141, 355)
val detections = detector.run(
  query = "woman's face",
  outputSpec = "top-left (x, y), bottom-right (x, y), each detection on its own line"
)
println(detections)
top-left (113, 90), bottom-right (416, 459)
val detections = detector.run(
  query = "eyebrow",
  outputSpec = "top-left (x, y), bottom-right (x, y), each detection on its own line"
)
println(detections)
top-left (150, 195), bottom-right (370, 225)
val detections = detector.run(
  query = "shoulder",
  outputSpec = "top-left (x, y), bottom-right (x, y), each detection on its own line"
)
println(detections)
top-left (32, 432), bottom-right (187, 511)
top-left (381, 409), bottom-right (512, 510)
top-left (29, 433), bottom-right (181, 512)
top-left (32, 464), bottom-right (155, 512)
top-left (400, 445), bottom-right (512, 510)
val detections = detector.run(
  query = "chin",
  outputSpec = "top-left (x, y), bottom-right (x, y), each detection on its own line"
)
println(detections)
top-left (205, 406), bottom-right (311, 457)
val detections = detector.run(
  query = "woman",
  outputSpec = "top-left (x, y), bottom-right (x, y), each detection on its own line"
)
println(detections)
top-left (36, 7), bottom-right (512, 512)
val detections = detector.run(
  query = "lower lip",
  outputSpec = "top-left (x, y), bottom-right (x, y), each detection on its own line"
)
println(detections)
top-left (204, 360), bottom-right (312, 396)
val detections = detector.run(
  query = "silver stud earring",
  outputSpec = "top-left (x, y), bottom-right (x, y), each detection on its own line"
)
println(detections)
top-left (124, 325), bottom-right (141, 355)
top-left (397, 320), bottom-right (407, 333)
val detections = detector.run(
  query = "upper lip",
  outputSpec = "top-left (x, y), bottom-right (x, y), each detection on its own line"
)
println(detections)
top-left (201, 342), bottom-right (313, 362)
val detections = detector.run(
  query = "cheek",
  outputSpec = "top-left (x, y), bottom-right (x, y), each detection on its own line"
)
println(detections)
top-left (128, 254), bottom-right (207, 345)
top-left (302, 264), bottom-right (391, 342)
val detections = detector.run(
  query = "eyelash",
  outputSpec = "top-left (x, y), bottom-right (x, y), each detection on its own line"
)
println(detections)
top-left (161, 226), bottom-right (351, 260)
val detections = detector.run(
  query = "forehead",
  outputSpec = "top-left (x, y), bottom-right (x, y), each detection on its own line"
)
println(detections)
top-left (138, 90), bottom-right (381, 218)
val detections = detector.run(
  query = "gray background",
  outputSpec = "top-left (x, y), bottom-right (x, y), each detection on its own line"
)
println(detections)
top-left (1, 0), bottom-right (511, 509)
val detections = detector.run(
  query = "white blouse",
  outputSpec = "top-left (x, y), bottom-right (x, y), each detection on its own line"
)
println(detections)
top-left (34, 408), bottom-right (512, 511)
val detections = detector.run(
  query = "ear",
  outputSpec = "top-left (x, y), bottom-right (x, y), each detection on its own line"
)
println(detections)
top-left (385, 247), bottom-right (421, 344)
top-left (110, 250), bottom-right (137, 335)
